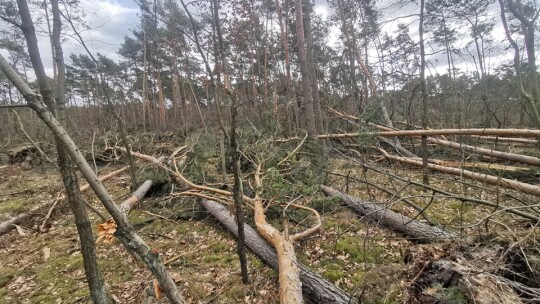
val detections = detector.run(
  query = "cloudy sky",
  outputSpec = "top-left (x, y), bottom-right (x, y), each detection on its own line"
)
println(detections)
top-left (4, 0), bottom-right (535, 78)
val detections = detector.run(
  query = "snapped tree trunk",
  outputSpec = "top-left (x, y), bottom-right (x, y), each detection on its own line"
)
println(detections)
top-left (321, 186), bottom-right (457, 242)
top-left (201, 200), bottom-right (357, 304)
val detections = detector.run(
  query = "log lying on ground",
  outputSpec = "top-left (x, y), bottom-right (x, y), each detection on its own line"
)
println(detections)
top-left (427, 137), bottom-right (540, 166)
top-left (317, 128), bottom-right (540, 139)
top-left (97, 179), bottom-right (153, 244)
top-left (436, 161), bottom-right (534, 173)
top-left (321, 186), bottom-right (456, 242)
top-left (379, 149), bottom-right (540, 197)
top-left (0, 167), bottom-right (128, 237)
top-left (201, 200), bottom-right (357, 304)
top-left (119, 180), bottom-right (153, 215)
top-left (469, 135), bottom-right (539, 144)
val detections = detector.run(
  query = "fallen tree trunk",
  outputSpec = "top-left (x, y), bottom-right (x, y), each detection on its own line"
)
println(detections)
top-left (435, 161), bottom-right (534, 173)
top-left (317, 128), bottom-right (540, 139)
top-left (119, 180), bottom-right (153, 215)
top-left (97, 180), bottom-right (153, 244)
top-left (469, 135), bottom-right (539, 144)
top-left (379, 149), bottom-right (540, 197)
top-left (0, 167), bottom-right (128, 236)
top-left (201, 199), bottom-right (356, 304)
top-left (321, 186), bottom-right (456, 242)
top-left (0, 203), bottom-right (48, 235)
top-left (427, 137), bottom-right (540, 166)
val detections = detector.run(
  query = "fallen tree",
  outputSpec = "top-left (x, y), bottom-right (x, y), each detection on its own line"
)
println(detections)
top-left (201, 199), bottom-right (356, 304)
top-left (379, 148), bottom-right (540, 197)
top-left (0, 167), bottom-right (128, 236)
top-left (333, 152), bottom-right (540, 222)
top-left (427, 137), bottom-right (540, 166)
top-left (317, 128), bottom-right (540, 139)
top-left (97, 179), bottom-right (153, 244)
top-left (434, 161), bottom-right (534, 173)
top-left (120, 147), bottom-right (323, 303)
top-left (321, 186), bottom-right (456, 242)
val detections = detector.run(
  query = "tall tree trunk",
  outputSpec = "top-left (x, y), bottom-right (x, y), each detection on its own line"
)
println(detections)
top-left (294, 0), bottom-right (317, 137)
top-left (419, 0), bottom-right (429, 185)
top-left (38, 0), bottom-right (112, 302)
top-left (275, 0), bottom-right (300, 132)
top-left (212, 0), bottom-right (250, 284)
top-left (303, 0), bottom-right (324, 134)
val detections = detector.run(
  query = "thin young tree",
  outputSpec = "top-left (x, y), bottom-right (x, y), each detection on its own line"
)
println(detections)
top-left (0, 1), bottom-right (185, 302)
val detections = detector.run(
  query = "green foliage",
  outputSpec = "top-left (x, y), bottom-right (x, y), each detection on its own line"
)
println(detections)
top-left (136, 163), bottom-right (172, 194)
top-left (308, 196), bottom-right (342, 215)
top-left (182, 134), bottom-right (221, 183)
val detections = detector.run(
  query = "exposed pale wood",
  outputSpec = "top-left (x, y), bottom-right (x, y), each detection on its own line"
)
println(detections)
top-left (379, 149), bottom-right (540, 197)
top-left (119, 180), bottom-right (153, 215)
top-left (201, 200), bottom-right (356, 303)
top-left (321, 186), bottom-right (456, 242)
top-left (252, 166), bottom-right (303, 303)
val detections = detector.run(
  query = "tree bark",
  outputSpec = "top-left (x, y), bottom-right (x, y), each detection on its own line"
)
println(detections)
top-left (321, 186), bottom-right (456, 242)
top-left (294, 0), bottom-right (317, 137)
top-left (200, 200), bottom-right (357, 304)
top-left (119, 180), bottom-right (153, 215)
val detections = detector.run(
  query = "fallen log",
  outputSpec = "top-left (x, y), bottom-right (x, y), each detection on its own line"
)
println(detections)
top-left (435, 161), bottom-right (534, 173)
top-left (0, 167), bottom-right (128, 237)
top-left (379, 149), bottom-right (540, 197)
top-left (317, 128), bottom-right (540, 139)
top-left (336, 155), bottom-right (540, 222)
top-left (119, 180), bottom-right (153, 215)
top-left (321, 186), bottom-right (457, 242)
top-left (427, 137), bottom-right (540, 166)
top-left (97, 179), bottom-right (153, 244)
top-left (469, 135), bottom-right (539, 144)
top-left (201, 199), bottom-right (356, 304)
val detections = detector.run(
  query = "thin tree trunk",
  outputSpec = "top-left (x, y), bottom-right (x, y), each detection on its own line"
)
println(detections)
top-left (212, 0), bottom-right (249, 283)
top-left (419, 0), bottom-right (429, 184)
top-left (294, 0), bottom-right (317, 137)
top-left (0, 29), bottom-right (185, 304)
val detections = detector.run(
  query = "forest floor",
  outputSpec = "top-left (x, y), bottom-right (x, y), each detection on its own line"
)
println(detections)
top-left (0, 137), bottom-right (539, 303)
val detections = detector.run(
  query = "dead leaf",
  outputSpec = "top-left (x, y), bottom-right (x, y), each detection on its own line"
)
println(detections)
top-left (423, 286), bottom-right (439, 296)
top-left (153, 279), bottom-right (162, 299)
top-left (96, 218), bottom-right (117, 244)
top-left (43, 247), bottom-right (50, 261)
top-left (14, 225), bottom-right (26, 236)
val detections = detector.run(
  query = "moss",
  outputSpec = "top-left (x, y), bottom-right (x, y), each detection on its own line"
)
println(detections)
top-left (31, 254), bottom-right (87, 302)
top-left (309, 196), bottom-right (342, 215)
top-left (0, 267), bottom-right (15, 288)
top-left (223, 283), bottom-right (245, 300)
top-left (324, 264), bottom-right (347, 281)
top-left (0, 199), bottom-right (27, 214)
top-left (335, 237), bottom-right (373, 264)
top-left (202, 253), bottom-right (236, 265)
